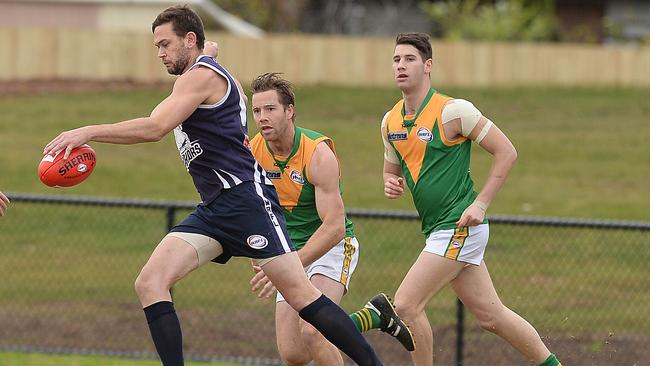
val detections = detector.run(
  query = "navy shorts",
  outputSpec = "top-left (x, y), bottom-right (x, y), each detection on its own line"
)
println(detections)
top-left (170, 181), bottom-right (295, 264)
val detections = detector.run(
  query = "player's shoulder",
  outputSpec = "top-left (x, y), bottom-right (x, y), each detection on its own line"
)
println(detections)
top-left (381, 102), bottom-right (400, 127)
top-left (444, 97), bottom-right (472, 106)
top-left (297, 126), bottom-right (328, 141)
top-left (310, 138), bottom-right (339, 174)
top-left (176, 65), bottom-right (218, 88)
top-left (249, 133), bottom-right (264, 149)
top-left (384, 98), bottom-right (405, 118)
top-left (442, 98), bottom-right (480, 116)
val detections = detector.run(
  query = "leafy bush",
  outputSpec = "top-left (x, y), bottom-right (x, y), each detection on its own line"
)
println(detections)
top-left (421, 0), bottom-right (558, 42)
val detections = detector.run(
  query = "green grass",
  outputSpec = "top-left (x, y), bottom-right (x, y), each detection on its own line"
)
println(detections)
top-left (0, 85), bottom-right (648, 363)
top-left (0, 352), bottom-right (240, 366)
top-left (1, 85), bottom-right (648, 219)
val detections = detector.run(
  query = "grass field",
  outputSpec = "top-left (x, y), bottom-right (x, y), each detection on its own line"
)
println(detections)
top-left (1, 85), bottom-right (649, 219)
top-left (0, 352), bottom-right (239, 366)
top-left (1, 85), bottom-right (649, 365)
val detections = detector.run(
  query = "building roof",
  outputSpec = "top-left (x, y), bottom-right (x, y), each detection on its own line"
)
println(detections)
top-left (0, 0), bottom-right (264, 37)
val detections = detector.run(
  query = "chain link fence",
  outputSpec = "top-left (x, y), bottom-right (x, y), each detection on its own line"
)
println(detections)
top-left (1, 193), bottom-right (648, 365)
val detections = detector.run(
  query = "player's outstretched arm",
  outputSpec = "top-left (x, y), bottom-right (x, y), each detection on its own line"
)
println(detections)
top-left (0, 191), bottom-right (9, 217)
top-left (298, 141), bottom-right (346, 268)
top-left (43, 67), bottom-right (221, 159)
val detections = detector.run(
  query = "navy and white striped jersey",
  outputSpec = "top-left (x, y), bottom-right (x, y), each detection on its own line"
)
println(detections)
top-left (173, 55), bottom-right (271, 205)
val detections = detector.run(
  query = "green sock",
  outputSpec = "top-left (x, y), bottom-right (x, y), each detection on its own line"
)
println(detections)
top-left (349, 307), bottom-right (381, 333)
top-left (539, 353), bottom-right (561, 366)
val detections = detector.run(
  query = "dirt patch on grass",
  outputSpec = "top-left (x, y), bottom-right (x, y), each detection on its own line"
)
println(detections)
top-left (1, 304), bottom-right (647, 365)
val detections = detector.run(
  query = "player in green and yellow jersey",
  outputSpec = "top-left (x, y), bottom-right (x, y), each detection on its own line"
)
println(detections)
top-left (247, 73), bottom-right (414, 365)
top-left (363, 33), bottom-right (563, 366)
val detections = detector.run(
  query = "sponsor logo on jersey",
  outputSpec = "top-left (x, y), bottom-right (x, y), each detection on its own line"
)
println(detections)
top-left (266, 170), bottom-right (281, 180)
top-left (387, 131), bottom-right (408, 141)
top-left (179, 140), bottom-right (203, 169)
top-left (174, 126), bottom-right (203, 170)
top-left (247, 235), bottom-right (268, 249)
top-left (290, 170), bottom-right (305, 184)
top-left (416, 127), bottom-right (433, 142)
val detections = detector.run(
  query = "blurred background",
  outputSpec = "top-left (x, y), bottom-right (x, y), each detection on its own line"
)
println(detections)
top-left (0, 1), bottom-right (649, 365)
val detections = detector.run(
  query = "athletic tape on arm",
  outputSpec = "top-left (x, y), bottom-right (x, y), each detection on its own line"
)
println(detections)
top-left (475, 120), bottom-right (493, 144)
top-left (381, 112), bottom-right (400, 164)
top-left (442, 99), bottom-right (482, 137)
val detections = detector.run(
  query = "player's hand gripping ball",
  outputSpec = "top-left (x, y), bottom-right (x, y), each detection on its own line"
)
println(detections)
top-left (39, 145), bottom-right (97, 187)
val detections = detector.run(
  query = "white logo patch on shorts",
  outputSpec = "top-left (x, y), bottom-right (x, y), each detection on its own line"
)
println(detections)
top-left (247, 235), bottom-right (269, 249)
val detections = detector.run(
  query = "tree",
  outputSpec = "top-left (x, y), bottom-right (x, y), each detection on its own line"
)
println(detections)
top-left (421, 0), bottom-right (558, 42)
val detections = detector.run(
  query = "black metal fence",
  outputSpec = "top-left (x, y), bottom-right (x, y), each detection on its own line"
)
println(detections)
top-left (1, 193), bottom-right (649, 365)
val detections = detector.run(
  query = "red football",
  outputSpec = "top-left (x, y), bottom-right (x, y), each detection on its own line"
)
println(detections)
top-left (39, 145), bottom-right (97, 187)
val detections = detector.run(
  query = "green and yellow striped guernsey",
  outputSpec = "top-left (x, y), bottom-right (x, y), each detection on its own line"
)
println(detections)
top-left (382, 88), bottom-right (486, 235)
top-left (250, 127), bottom-right (355, 249)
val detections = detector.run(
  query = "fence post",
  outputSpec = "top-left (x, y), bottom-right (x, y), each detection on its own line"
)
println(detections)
top-left (456, 298), bottom-right (464, 366)
top-left (166, 206), bottom-right (176, 232)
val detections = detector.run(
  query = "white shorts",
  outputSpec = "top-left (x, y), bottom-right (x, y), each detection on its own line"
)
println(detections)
top-left (423, 224), bottom-right (489, 265)
top-left (277, 236), bottom-right (359, 302)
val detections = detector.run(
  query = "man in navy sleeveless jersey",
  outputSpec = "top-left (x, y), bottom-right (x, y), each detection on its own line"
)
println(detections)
top-left (43, 5), bottom-right (382, 366)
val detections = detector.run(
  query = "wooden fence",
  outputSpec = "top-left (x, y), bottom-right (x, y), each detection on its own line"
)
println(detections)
top-left (1, 27), bottom-right (650, 87)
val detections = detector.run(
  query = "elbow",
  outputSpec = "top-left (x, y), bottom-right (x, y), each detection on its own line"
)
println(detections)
top-left (146, 127), bottom-right (168, 142)
top-left (509, 146), bottom-right (518, 166)
top-left (495, 146), bottom-right (517, 170)
top-left (148, 133), bottom-right (164, 143)
top-left (330, 220), bottom-right (346, 243)
top-left (335, 223), bottom-right (346, 242)
top-left (500, 145), bottom-right (517, 167)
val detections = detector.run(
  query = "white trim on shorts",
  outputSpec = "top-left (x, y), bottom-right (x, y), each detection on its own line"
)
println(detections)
top-left (423, 224), bottom-right (489, 265)
top-left (252, 181), bottom-right (292, 253)
top-left (276, 236), bottom-right (360, 302)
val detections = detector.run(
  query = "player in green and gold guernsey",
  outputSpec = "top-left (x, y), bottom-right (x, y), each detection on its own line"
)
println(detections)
top-left (247, 73), bottom-right (414, 365)
top-left (357, 33), bottom-right (563, 366)
top-left (251, 125), bottom-right (354, 253)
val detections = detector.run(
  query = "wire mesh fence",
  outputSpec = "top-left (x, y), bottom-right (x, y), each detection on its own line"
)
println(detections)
top-left (1, 193), bottom-right (648, 365)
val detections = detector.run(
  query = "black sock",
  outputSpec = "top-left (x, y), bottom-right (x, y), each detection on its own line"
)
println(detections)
top-left (299, 295), bottom-right (383, 366)
top-left (143, 301), bottom-right (184, 366)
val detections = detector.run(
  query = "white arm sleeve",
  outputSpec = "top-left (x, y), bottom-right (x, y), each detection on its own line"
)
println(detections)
top-left (441, 99), bottom-right (483, 137)
top-left (380, 112), bottom-right (400, 164)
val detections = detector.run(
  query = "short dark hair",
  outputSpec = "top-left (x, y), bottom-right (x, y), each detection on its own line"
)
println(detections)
top-left (251, 73), bottom-right (296, 120)
top-left (152, 5), bottom-right (205, 49)
top-left (395, 32), bottom-right (432, 61)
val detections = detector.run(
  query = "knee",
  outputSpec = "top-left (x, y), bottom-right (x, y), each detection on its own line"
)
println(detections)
top-left (300, 323), bottom-right (326, 348)
top-left (474, 305), bottom-right (505, 333)
top-left (133, 273), bottom-right (149, 299)
top-left (277, 329), bottom-right (312, 366)
top-left (279, 349), bottom-right (311, 366)
top-left (394, 297), bottom-right (421, 323)
top-left (134, 270), bottom-right (165, 299)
